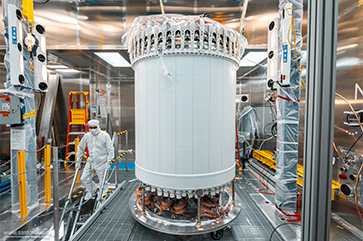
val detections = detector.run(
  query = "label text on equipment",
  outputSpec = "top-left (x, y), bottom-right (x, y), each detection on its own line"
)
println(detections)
top-left (2, 103), bottom-right (10, 111)
top-left (12, 26), bottom-right (17, 45)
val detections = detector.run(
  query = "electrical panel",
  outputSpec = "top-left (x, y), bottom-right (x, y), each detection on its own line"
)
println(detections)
top-left (7, 5), bottom-right (25, 86)
top-left (0, 95), bottom-right (22, 125)
top-left (33, 24), bottom-right (48, 92)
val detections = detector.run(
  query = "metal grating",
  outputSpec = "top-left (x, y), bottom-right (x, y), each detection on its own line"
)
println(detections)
top-left (77, 171), bottom-right (283, 241)
top-left (82, 169), bottom-right (363, 240)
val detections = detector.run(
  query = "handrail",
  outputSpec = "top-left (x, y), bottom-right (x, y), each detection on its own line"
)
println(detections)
top-left (116, 130), bottom-right (128, 136)
top-left (59, 168), bottom-right (80, 231)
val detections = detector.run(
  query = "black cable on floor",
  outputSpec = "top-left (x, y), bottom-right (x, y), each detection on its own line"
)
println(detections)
top-left (269, 223), bottom-right (301, 241)
top-left (34, 0), bottom-right (50, 4)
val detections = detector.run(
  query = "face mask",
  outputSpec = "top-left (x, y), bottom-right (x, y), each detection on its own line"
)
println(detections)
top-left (90, 128), bottom-right (98, 135)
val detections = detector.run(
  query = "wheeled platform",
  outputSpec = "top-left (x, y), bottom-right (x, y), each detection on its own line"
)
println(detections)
top-left (129, 189), bottom-right (242, 236)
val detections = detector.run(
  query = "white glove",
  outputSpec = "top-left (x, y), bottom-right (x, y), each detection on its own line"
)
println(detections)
top-left (75, 158), bottom-right (82, 169)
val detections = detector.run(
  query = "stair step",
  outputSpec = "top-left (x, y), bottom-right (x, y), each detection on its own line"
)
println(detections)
top-left (68, 132), bottom-right (85, 135)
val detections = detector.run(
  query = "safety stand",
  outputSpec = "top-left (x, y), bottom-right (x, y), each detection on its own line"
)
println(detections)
top-left (197, 195), bottom-right (201, 228)
top-left (94, 168), bottom-right (109, 211)
top-left (141, 183), bottom-right (145, 216)
top-left (232, 179), bottom-right (235, 205)
top-left (69, 196), bottom-right (85, 238)
top-left (113, 132), bottom-right (119, 188)
top-left (60, 168), bottom-right (80, 228)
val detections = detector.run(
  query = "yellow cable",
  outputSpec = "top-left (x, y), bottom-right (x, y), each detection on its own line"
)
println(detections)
top-left (333, 142), bottom-right (344, 160)
top-left (159, 0), bottom-right (165, 14)
top-left (286, 8), bottom-right (306, 93)
top-left (299, 108), bottom-right (305, 118)
top-left (300, 78), bottom-right (306, 91)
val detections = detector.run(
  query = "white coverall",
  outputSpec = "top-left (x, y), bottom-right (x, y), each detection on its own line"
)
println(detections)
top-left (76, 120), bottom-right (114, 197)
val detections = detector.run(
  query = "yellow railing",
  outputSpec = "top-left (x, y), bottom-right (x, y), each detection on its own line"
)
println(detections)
top-left (17, 150), bottom-right (28, 218)
top-left (44, 145), bottom-right (51, 203)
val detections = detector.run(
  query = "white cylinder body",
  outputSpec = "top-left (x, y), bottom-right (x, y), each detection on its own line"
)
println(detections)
top-left (135, 55), bottom-right (237, 190)
top-left (125, 14), bottom-right (247, 193)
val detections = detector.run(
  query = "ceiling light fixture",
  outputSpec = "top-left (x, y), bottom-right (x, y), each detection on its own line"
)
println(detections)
top-left (47, 64), bottom-right (69, 69)
top-left (55, 69), bottom-right (79, 73)
top-left (240, 51), bottom-right (267, 67)
top-left (94, 52), bottom-right (131, 67)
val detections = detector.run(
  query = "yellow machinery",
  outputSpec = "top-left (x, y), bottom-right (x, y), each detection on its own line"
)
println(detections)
top-left (252, 150), bottom-right (345, 200)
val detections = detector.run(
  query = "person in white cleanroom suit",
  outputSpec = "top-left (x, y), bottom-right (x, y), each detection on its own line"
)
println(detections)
top-left (76, 120), bottom-right (114, 200)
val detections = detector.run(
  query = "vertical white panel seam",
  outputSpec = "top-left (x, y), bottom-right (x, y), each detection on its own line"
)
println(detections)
top-left (175, 56), bottom-right (177, 174)
top-left (192, 56), bottom-right (195, 174)
top-left (208, 57), bottom-right (211, 173)
top-left (147, 62), bottom-right (149, 169)
top-left (159, 58), bottom-right (161, 172)
top-left (222, 60), bottom-right (225, 170)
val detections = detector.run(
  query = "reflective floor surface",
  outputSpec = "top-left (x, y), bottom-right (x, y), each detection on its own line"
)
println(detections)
top-left (76, 167), bottom-right (362, 241)
top-left (0, 164), bottom-right (79, 240)
top-left (1, 163), bottom-right (361, 241)
top-left (77, 171), bottom-right (286, 241)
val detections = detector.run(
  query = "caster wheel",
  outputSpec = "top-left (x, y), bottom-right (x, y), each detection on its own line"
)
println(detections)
top-left (211, 229), bottom-right (224, 240)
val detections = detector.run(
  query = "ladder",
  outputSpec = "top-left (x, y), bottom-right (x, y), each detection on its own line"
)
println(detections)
top-left (65, 92), bottom-right (89, 163)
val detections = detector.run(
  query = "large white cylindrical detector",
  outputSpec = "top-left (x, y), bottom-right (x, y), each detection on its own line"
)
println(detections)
top-left (125, 14), bottom-right (247, 195)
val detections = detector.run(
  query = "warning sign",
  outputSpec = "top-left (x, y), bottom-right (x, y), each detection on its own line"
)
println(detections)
top-left (2, 103), bottom-right (10, 111)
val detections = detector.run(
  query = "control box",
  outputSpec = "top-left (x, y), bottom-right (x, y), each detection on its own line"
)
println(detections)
top-left (0, 95), bottom-right (22, 125)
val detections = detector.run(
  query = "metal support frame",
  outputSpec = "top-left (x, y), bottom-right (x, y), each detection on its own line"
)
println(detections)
top-left (17, 150), bottom-right (27, 218)
top-left (63, 210), bottom-right (74, 241)
top-left (70, 196), bottom-right (84, 239)
top-left (232, 179), bottom-right (235, 205)
top-left (141, 183), bottom-right (145, 215)
top-left (60, 168), bottom-right (80, 229)
top-left (125, 131), bottom-right (129, 171)
top-left (95, 168), bottom-right (109, 210)
top-left (301, 0), bottom-right (338, 240)
top-left (53, 147), bottom-right (60, 241)
top-left (114, 132), bottom-right (119, 187)
top-left (197, 196), bottom-right (201, 228)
